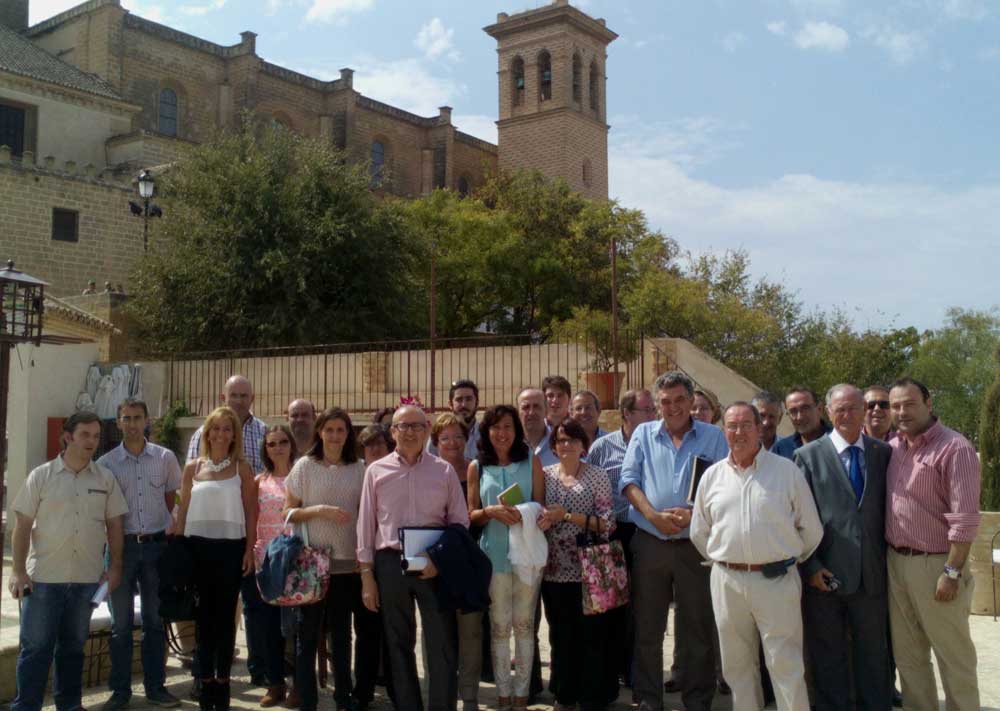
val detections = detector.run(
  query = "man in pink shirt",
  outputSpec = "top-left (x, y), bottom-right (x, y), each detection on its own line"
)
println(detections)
top-left (357, 405), bottom-right (470, 711)
top-left (886, 377), bottom-right (981, 711)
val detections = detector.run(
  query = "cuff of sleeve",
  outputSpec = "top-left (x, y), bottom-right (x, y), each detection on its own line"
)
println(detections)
top-left (800, 557), bottom-right (824, 577)
top-left (945, 513), bottom-right (981, 542)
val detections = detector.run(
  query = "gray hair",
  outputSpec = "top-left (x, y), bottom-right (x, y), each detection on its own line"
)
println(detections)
top-left (572, 389), bottom-right (601, 411)
top-left (654, 371), bottom-right (694, 398)
top-left (751, 390), bottom-right (783, 413)
top-left (724, 401), bottom-right (762, 426)
top-left (619, 388), bottom-right (651, 414)
top-left (825, 383), bottom-right (863, 407)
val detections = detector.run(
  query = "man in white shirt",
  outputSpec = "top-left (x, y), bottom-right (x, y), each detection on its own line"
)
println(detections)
top-left (691, 402), bottom-right (823, 711)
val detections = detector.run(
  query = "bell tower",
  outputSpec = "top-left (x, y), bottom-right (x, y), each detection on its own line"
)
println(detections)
top-left (485, 0), bottom-right (617, 201)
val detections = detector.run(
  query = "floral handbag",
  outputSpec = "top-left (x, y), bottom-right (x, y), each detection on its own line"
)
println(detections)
top-left (258, 512), bottom-right (331, 607)
top-left (577, 514), bottom-right (630, 616)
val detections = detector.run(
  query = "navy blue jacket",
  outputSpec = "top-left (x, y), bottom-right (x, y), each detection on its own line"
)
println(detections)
top-left (256, 533), bottom-right (304, 601)
top-left (426, 524), bottom-right (492, 613)
top-left (772, 421), bottom-right (833, 460)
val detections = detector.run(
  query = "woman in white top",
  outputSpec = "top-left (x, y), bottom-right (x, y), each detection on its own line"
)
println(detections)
top-left (175, 406), bottom-right (257, 711)
top-left (284, 408), bottom-right (378, 711)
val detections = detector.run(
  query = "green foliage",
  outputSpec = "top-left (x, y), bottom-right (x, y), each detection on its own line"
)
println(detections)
top-left (979, 346), bottom-right (1000, 510)
top-left (151, 400), bottom-right (193, 458)
top-left (127, 117), bottom-right (423, 353)
top-left (910, 307), bottom-right (1000, 445)
top-left (551, 306), bottom-right (637, 371)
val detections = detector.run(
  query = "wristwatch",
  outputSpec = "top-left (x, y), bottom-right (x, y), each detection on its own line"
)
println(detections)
top-left (943, 565), bottom-right (962, 580)
top-left (563, 512), bottom-right (572, 523)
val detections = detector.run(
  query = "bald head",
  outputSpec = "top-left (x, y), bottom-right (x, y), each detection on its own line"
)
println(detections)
top-left (825, 383), bottom-right (865, 444)
top-left (221, 375), bottom-right (254, 422)
top-left (391, 405), bottom-right (430, 459)
top-left (287, 399), bottom-right (316, 448)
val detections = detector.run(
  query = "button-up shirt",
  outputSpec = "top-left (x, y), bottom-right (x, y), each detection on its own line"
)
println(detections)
top-left (98, 440), bottom-right (182, 535)
top-left (356, 451), bottom-right (470, 563)
top-left (771, 422), bottom-right (833, 460)
top-left (587, 429), bottom-right (631, 521)
top-left (619, 418), bottom-right (729, 540)
top-left (12, 456), bottom-right (129, 583)
top-left (691, 447), bottom-right (823, 565)
top-left (186, 414), bottom-right (268, 472)
top-left (828, 429), bottom-right (867, 480)
top-left (530, 425), bottom-right (559, 468)
top-left (886, 419), bottom-right (981, 552)
top-left (427, 419), bottom-right (481, 461)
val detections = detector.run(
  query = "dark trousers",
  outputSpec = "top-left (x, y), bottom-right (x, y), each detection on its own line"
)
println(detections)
top-left (803, 587), bottom-right (890, 711)
top-left (190, 537), bottom-right (244, 679)
top-left (541, 581), bottom-right (610, 711)
top-left (375, 549), bottom-right (457, 711)
top-left (296, 573), bottom-right (380, 710)
top-left (608, 521), bottom-right (636, 687)
top-left (241, 574), bottom-right (285, 687)
top-left (631, 532), bottom-right (715, 711)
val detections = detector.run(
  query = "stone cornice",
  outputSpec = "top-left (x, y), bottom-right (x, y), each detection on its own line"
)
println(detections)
top-left (0, 71), bottom-right (140, 115)
top-left (356, 96), bottom-right (447, 128)
top-left (496, 105), bottom-right (609, 131)
top-left (454, 131), bottom-right (498, 154)
top-left (123, 13), bottom-right (249, 58)
top-left (484, 3), bottom-right (618, 45)
top-left (26, 0), bottom-right (120, 37)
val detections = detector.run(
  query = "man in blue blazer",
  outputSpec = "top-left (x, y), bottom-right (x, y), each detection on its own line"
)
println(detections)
top-left (794, 384), bottom-right (892, 711)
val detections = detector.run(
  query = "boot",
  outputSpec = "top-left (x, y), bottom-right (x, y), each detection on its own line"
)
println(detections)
top-left (198, 681), bottom-right (214, 711)
top-left (215, 681), bottom-right (231, 711)
top-left (261, 685), bottom-right (287, 708)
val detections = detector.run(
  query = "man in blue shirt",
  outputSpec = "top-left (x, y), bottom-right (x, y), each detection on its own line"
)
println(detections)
top-left (620, 372), bottom-right (728, 711)
top-left (772, 386), bottom-right (831, 460)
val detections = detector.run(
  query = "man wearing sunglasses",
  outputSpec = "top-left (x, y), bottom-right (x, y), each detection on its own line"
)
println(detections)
top-left (862, 386), bottom-right (894, 442)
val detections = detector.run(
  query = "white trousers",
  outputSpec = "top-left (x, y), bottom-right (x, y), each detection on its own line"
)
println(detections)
top-left (488, 571), bottom-right (541, 698)
top-left (710, 564), bottom-right (808, 711)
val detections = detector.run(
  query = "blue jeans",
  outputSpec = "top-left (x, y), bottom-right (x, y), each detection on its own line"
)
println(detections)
top-left (13, 582), bottom-right (99, 711)
top-left (109, 538), bottom-right (168, 696)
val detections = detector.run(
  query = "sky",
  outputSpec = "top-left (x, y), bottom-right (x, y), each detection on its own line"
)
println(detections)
top-left (30, 0), bottom-right (1000, 332)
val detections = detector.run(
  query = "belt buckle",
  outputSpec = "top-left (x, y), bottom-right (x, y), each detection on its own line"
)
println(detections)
top-left (136, 533), bottom-right (149, 543)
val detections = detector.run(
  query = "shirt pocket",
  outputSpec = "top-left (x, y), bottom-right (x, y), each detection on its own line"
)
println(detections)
top-left (754, 489), bottom-right (788, 525)
top-left (148, 468), bottom-right (167, 489)
top-left (86, 489), bottom-right (109, 521)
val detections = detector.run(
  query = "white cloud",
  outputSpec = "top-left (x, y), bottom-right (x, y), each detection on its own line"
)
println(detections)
top-left (608, 119), bottom-right (1000, 331)
top-left (305, 0), bottom-right (374, 24)
top-left (453, 114), bottom-right (498, 144)
top-left (864, 27), bottom-right (927, 65)
top-left (766, 21), bottom-right (787, 36)
top-left (793, 21), bottom-right (850, 52)
top-left (721, 31), bottom-right (748, 53)
top-left (633, 39), bottom-right (649, 49)
top-left (179, 0), bottom-right (226, 16)
top-left (415, 18), bottom-right (459, 61)
top-left (352, 57), bottom-right (465, 116)
top-left (979, 46), bottom-right (1000, 61)
top-left (939, 0), bottom-right (988, 21)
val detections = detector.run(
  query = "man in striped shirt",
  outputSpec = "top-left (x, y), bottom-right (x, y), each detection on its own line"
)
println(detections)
top-left (886, 377), bottom-right (981, 711)
top-left (185, 374), bottom-right (267, 472)
top-left (98, 399), bottom-right (182, 710)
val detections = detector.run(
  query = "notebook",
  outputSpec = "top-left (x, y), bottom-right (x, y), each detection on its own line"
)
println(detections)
top-left (497, 481), bottom-right (525, 507)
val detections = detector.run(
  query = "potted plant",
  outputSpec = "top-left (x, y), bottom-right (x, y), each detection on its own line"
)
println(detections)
top-left (551, 307), bottom-right (636, 408)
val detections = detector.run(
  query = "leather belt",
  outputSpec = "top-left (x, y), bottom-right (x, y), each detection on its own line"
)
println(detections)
top-left (718, 561), bottom-right (769, 572)
top-left (890, 545), bottom-right (945, 556)
top-left (126, 530), bottom-right (167, 544)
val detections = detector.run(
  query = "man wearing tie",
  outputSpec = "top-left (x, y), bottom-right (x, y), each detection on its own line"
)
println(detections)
top-left (794, 384), bottom-right (892, 711)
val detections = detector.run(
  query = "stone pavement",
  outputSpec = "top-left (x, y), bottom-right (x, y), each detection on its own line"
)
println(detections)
top-left (6, 611), bottom-right (998, 711)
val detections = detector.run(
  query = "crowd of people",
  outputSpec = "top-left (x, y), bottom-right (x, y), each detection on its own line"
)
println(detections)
top-left (7, 369), bottom-right (982, 711)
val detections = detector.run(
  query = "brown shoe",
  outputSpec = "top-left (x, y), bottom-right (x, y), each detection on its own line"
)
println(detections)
top-left (282, 688), bottom-right (301, 709)
top-left (497, 697), bottom-right (512, 711)
top-left (512, 696), bottom-right (529, 710)
top-left (261, 685), bottom-right (286, 708)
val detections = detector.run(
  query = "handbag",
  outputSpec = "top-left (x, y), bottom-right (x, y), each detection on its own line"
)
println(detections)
top-left (576, 514), bottom-right (629, 616)
top-left (158, 536), bottom-right (198, 622)
top-left (257, 511), bottom-right (331, 607)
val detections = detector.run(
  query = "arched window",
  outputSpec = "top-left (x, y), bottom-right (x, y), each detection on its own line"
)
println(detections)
top-left (538, 51), bottom-right (552, 102)
top-left (511, 57), bottom-right (525, 108)
top-left (589, 61), bottom-right (600, 112)
top-left (572, 53), bottom-right (582, 103)
top-left (158, 88), bottom-right (178, 136)
top-left (370, 140), bottom-right (385, 188)
top-left (457, 176), bottom-right (470, 197)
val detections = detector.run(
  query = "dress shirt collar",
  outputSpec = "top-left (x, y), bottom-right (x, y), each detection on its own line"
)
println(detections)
top-left (654, 418), bottom-right (697, 443)
top-left (727, 444), bottom-right (763, 473)
top-left (828, 429), bottom-right (864, 454)
top-left (900, 418), bottom-right (942, 450)
top-left (55, 454), bottom-right (98, 476)
top-left (113, 439), bottom-right (153, 461)
top-left (391, 449), bottom-right (426, 467)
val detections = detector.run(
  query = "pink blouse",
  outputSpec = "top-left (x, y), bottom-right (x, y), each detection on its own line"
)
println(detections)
top-left (254, 473), bottom-right (289, 569)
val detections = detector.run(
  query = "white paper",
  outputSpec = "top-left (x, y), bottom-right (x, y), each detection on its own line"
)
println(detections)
top-left (91, 581), bottom-right (109, 607)
top-left (400, 528), bottom-right (444, 558)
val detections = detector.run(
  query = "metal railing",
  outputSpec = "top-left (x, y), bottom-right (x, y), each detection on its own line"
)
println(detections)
top-left (165, 332), bottom-right (645, 418)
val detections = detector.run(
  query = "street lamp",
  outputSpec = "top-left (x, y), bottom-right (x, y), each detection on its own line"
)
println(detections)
top-left (0, 260), bottom-right (46, 604)
top-left (128, 168), bottom-right (164, 252)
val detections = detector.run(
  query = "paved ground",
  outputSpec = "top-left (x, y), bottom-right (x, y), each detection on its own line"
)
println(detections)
top-left (2, 610), bottom-right (997, 711)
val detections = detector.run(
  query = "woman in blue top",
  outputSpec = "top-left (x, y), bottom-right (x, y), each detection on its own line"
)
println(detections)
top-left (467, 405), bottom-right (546, 711)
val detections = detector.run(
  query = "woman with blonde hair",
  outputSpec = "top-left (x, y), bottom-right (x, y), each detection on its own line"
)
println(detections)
top-left (175, 407), bottom-right (258, 711)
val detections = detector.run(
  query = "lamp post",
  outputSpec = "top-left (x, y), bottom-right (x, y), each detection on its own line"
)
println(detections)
top-left (129, 168), bottom-right (163, 252)
top-left (0, 260), bottom-right (46, 604)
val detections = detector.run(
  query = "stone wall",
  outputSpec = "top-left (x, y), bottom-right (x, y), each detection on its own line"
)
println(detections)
top-left (0, 155), bottom-right (145, 296)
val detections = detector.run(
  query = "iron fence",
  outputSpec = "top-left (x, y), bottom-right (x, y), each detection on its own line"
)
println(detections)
top-left (165, 332), bottom-right (645, 419)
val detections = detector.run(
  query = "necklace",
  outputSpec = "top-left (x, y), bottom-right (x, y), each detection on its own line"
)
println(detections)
top-left (203, 456), bottom-right (231, 473)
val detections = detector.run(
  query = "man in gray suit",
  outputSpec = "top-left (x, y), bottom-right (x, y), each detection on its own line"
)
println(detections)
top-left (794, 384), bottom-right (892, 711)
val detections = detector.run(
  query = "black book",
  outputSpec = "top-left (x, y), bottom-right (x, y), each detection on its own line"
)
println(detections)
top-left (686, 456), bottom-right (713, 505)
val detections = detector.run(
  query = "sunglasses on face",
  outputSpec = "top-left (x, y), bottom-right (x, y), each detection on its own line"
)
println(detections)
top-left (265, 439), bottom-right (291, 448)
top-left (866, 400), bottom-right (890, 411)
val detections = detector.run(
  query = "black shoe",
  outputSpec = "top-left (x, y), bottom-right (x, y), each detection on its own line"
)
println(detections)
top-left (663, 679), bottom-right (680, 693)
top-left (216, 681), bottom-right (231, 711)
top-left (892, 688), bottom-right (903, 708)
top-left (197, 681), bottom-right (213, 711)
top-left (718, 679), bottom-right (731, 695)
top-left (190, 678), bottom-right (202, 702)
top-left (145, 688), bottom-right (181, 708)
top-left (101, 692), bottom-right (131, 711)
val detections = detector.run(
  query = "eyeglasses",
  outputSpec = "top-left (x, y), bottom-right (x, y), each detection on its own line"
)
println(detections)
top-left (393, 422), bottom-right (427, 432)
top-left (725, 423), bottom-right (757, 433)
top-left (866, 400), bottom-right (890, 411)
top-left (265, 439), bottom-right (290, 448)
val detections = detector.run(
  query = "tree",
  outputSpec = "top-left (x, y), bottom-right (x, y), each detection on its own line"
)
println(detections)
top-left (127, 118), bottom-right (424, 353)
top-left (909, 307), bottom-right (1000, 444)
top-left (979, 346), bottom-right (1000, 510)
